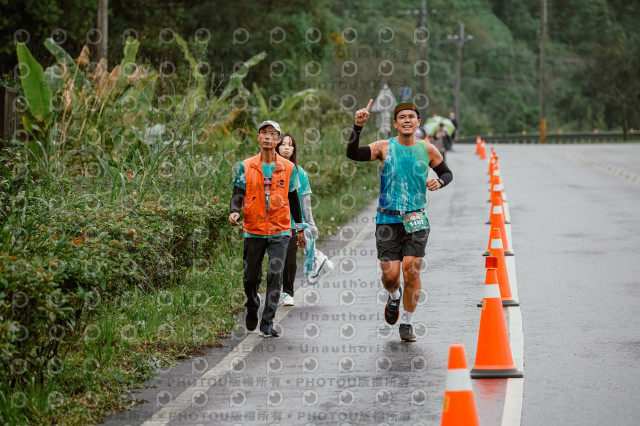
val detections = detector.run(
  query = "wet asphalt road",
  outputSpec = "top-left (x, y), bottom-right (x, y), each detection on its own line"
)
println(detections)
top-left (102, 143), bottom-right (640, 426)
top-left (495, 144), bottom-right (640, 426)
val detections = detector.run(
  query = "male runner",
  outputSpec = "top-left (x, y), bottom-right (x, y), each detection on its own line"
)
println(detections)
top-left (346, 100), bottom-right (453, 342)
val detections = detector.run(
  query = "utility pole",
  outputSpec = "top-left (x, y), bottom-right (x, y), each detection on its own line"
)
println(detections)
top-left (453, 21), bottom-right (472, 136)
top-left (539, 0), bottom-right (547, 143)
top-left (420, 0), bottom-right (427, 97)
top-left (97, 0), bottom-right (108, 67)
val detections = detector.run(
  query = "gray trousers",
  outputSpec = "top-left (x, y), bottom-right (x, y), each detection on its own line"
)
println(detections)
top-left (243, 236), bottom-right (289, 327)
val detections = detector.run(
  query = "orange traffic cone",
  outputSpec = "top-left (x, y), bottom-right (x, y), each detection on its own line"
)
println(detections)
top-left (441, 344), bottom-right (479, 426)
top-left (483, 228), bottom-right (518, 306)
top-left (489, 167), bottom-right (508, 202)
top-left (485, 192), bottom-right (510, 225)
top-left (487, 173), bottom-right (499, 202)
top-left (488, 155), bottom-right (497, 176)
top-left (471, 257), bottom-right (523, 379)
top-left (488, 178), bottom-right (509, 213)
top-left (478, 141), bottom-right (487, 159)
top-left (483, 204), bottom-right (514, 256)
top-left (488, 172), bottom-right (504, 202)
top-left (475, 136), bottom-right (481, 155)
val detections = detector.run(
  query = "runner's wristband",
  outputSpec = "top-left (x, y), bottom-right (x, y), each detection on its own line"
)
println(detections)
top-left (432, 161), bottom-right (453, 187)
top-left (346, 124), bottom-right (372, 162)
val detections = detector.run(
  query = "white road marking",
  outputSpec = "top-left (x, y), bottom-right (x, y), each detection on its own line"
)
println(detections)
top-left (483, 151), bottom-right (524, 425)
top-left (502, 307), bottom-right (524, 426)
top-left (502, 206), bottom-right (524, 426)
top-left (566, 150), bottom-right (640, 187)
top-left (503, 201), bottom-right (512, 230)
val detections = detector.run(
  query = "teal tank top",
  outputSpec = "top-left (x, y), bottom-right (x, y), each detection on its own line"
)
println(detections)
top-left (377, 137), bottom-right (430, 224)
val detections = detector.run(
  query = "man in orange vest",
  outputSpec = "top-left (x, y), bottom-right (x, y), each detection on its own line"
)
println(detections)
top-left (229, 120), bottom-right (305, 337)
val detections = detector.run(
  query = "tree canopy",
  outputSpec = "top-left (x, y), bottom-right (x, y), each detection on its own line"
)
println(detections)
top-left (2, 0), bottom-right (638, 135)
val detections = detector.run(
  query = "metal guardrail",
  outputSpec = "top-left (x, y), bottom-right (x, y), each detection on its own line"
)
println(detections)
top-left (457, 130), bottom-right (638, 144)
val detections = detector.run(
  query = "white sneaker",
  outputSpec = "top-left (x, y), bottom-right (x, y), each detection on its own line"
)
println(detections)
top-left (282, 293), bottom-right (295, 306)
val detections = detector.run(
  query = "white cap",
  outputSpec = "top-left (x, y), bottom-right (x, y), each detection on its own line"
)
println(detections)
top-left (258, 120), bottom-right (282, 135)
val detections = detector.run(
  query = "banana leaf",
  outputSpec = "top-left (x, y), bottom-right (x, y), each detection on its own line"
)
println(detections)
top-left (274, 88), bottom-right (317, 118)
top-left (16, 43), bottom-right (52, 124)
top-left (43, 38), bottom-right (87, 90)
top-left (252, 83), bottom-right (269, 117)
top-left (174, 34), bottom-right (206, 98)
top-left (119, 36), bottom-right (140, 82)
top-left (218, 51), bottom-right (267, 103)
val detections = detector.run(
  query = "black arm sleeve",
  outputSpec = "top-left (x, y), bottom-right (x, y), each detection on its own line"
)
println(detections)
top-left (346, 124), bottom-right (372, 161)
top-left (288, 190), bottom-right (303, 225)
top-left (432, 161), bottom-right (453, 187)
top-left (230, 186), bottom-right (245, 214)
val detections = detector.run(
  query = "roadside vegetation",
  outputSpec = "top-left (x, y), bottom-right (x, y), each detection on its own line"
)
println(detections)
top-left (0, 36), bottom-right (379, 425)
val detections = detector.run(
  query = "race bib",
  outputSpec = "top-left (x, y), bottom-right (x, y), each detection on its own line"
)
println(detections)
top-left (402, 211), bottom-right (429, 233)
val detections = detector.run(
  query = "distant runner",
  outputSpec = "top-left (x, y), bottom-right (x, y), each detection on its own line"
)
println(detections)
top-left (346, 100), bottom-right (453, 342)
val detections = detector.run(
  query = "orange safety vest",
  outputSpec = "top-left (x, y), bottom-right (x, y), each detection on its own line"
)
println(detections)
top-left (242, 153), bottom-right (294, 236)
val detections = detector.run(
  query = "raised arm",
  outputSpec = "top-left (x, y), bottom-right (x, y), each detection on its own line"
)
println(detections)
top-left (347, 99), bottom-right (387, 161)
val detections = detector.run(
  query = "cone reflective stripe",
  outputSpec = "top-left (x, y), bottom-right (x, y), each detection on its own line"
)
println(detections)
top-left (491, 237), bottom-right (502, 249)
top-left (482, 283), bottom-right (501, 300)
top-left (471, 257), bottom-right (523, 379)
top-left (486, 228), bottom-right (518, 306)
top-left (441, 344), bottom-right (479, 426)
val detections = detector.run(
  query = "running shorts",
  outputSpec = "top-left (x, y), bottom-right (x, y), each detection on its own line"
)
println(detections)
top-left (375, 223), bottom-right (429, 261)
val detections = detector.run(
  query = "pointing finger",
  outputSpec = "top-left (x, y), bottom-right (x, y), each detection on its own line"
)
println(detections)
top-left (365, 99), bottom-right (373, 112)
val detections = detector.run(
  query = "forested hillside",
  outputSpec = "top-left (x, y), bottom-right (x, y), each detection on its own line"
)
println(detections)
top-left (2, 0), bottom-right (637, 135)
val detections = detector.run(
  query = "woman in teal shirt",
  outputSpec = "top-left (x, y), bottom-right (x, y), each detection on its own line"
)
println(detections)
top-left (276, 133), bottom-right (333, 306)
